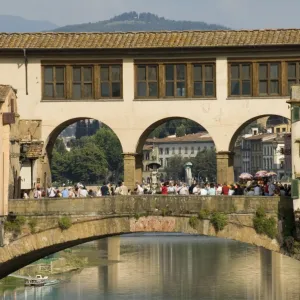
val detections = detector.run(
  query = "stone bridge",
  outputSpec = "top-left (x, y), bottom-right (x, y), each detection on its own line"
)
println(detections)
top-left (0, 195), bottom-right (295, 279)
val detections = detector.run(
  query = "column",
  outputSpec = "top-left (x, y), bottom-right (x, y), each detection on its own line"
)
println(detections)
top-left (216, 151), bottom-right (234, 184)
top-left (135, 154), bottom-right (143, 185)
top-left (123, 153), bottom-right (136, 190)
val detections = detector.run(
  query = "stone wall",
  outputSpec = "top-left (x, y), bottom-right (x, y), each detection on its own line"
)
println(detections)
top-left (8, 195), bottom-right (290, 216)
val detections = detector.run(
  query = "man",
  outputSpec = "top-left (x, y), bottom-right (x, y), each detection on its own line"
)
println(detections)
top-left (62, 187), bottom-right (69, 198)
top-left (120, 182), bottom-right (128, 195)
top-left (33, 186), bottom-right (42, 199)
top-left (79, 186), bottom-right (88, 197)
top-left (179, 183), bottom-right (189, 195)
top-left (136, 182), bottom-right (144, 195)
top-left (222, 183), bottom-right (229, 195)
top-left (254, 184), bottom-right (261, 196)
top-left (189, 180), bottom-right (197, 195)
top-left (200, 184), bottom-right (208, 195)
top-left (47, 186), bottom-right (56, 198)
top-left (101, 182), bottom-right (109, 196)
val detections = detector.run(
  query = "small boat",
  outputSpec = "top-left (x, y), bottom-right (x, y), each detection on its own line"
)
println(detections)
top-left (24, 275), bottom-right (60, 287)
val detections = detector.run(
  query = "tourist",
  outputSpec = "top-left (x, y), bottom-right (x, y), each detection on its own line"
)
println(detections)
top-left (222, 183), bottom-right (229, 195)
top-left (179, 183), bottom-right (189, 195)
top-left (33, 186), bottom-right (42, 199)
top-left (68, 187), bottom-right (75, 198)
top-left (208, 183), bottom-right (216, 195)
top-left (161, 182), bottom-right (168, 195)
top-left (96, 187), bottom-right (102, 197)
top-left (216, 184), bottom-right (222, 195)
top-left (234, 184), bottom-right (244, 195)
top-left (47, 186), bottom-right (56, 198)
top-left (200, 184), bottom-right (208, 196)
top-left (189, 180), bottom-right (197, 194)
top-left (61, 187), bottom-right (69, 198)
top-left (168, 182), bottom-right (176, 194)
top-left (254, 184), bottom-right (261, 196)
top-left (136, 182), bottom-right (144, 195)
top-left (79, 186), bottom-right (88, 197)
top-left (101, 182), bottom-right (109, 196)
top-left (192, 184), bottom-right (200, 195)
top-left (228, 185), bottom-right (235, 196)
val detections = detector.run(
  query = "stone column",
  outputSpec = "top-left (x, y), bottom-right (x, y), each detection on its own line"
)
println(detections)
top-left (135, 154), bottom-right (143, 185)
top-left (216, 151), bottom-right (234, 184)
top-left (123, 153), bottom-right (136, 190)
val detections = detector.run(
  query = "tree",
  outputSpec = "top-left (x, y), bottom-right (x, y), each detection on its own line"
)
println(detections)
top-left (93, 127), bottom-right (123, 181)
top-left (176, 124), bottom-right (186, 137)
top-left (191, 150), bottom-right (217, 182)
top-left (164, 155), bottom-right (189, 181)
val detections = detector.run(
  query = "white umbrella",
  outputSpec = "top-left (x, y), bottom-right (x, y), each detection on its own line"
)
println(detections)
top-left (255, 170), bottom-right (268, 177)
top-left (239, 173), bottom-right (253, 179)
top-left (267, 171), bottom-right (277, 176)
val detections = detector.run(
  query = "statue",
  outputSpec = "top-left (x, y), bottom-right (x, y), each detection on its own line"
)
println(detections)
top-left (184, 162), bottom-right (193, 186)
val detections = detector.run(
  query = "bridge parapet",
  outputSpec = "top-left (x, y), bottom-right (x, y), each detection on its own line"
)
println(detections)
top-left (8, 195), bottom-right (290, 217)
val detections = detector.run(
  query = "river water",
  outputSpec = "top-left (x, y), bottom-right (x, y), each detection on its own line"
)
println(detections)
top-left (1, 234), bottom-right (300, 300)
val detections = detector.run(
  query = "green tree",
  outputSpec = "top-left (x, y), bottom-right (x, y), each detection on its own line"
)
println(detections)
top-left (176, 124), bottom-right (186, 137)
top-left (164, 155), bottom-right (189, 181)
top-left (93, 127), bottom-right (123, 181)
top-left (191, 150), bottom-right (216, 182)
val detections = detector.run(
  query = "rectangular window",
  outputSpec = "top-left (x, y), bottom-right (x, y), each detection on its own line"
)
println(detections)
top-left (136, 65), bottom-right (158, 97)
top-left (100, 65), bottom-right (122, 98)
top-left (43, 66), bottom-right (66, 99)
top-left (191, 147), bottom-right (194, 154)
top-left (193, 64), bottom-right (215, 97)
top-left (172, 147), bottom-right (175, 154)
top-left (165, 148), bottom-right (169, 155)
top-left (159, 148), bottom-right (163, 155)
top-left (185, 147), bottom-right (188, 154)
top-left (287, 62), bottom-right (300, 94)
top-left (258, 63), bottom-right (280, 96)
top-left (165, 64), bottom-right (186, 97)
top-left (229, 63), bottom-right (252, 96)
top-left (72, 66), bottom-right (93, 99)
top-left (179, 147), bottom-right (182, 154)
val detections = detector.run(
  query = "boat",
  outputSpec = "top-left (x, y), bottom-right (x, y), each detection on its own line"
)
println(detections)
top-left (24, 275), bottom-right (60, 287)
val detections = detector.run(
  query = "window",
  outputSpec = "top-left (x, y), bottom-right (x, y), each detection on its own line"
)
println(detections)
top-left (159, 158), bottom-right (163, 167)
top-left (282, 128), bottom-right (286, 132)
top-left (43, 66), bottom-right (66, 99)
top-left (136, 65), bottom-right (158, 97)
top-left (198, 147), bottom-right (201, 152)
top-left (165, 64), bottom-right (186, 97)
top-left (179, 147), bottom-right (182, 154)
top-left (185, 147), bottom-right (188, 154)
top-left (193, 64), bottom-right (215, 97)
top-left (292, 106), bottom-right (300, 122)
top-left (229, 63), bottom-right (251, 96)
top-left (100, 65), bottom-right (122, 98)
top-left (10, 99), bottom-right (14, 113)
top-left (258, 63), bottom-right (280, 95)
top-left (287, 62), bottom-right (300, 94)
top-left (145, 153), bottom-right (150, 160)
top-left (159, 148), bottom-right (163, 155)
top-left (191, 147), bottom-right (194, 154)
top-left (165, 148), bottom-right (169, 155)
top-left (172, 147), bottom-right (175, 154)
top-left (165, 158), bottom-right (169, 167)
top-left (72, 66), bottom-right (93, 99)
top-left (276, 128), bottom-right (280, 133)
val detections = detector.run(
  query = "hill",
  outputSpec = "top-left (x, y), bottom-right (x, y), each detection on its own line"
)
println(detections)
top-left (54, 11), bottom-right (228, 32)
top-left (0, 15), bottom-right (57, 32)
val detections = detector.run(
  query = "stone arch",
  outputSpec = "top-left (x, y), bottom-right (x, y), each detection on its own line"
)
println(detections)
top-left (228, 114), bottom-right (291, 152)
top-left (0, 215), bottom-right (280, 279)
top-left (41, 117), bottom-right (124, 187)
top-left (135, 116), bottom-right (216, 154)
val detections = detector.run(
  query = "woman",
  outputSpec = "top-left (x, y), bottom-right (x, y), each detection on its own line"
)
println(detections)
top-left (161, 182), bottom-right (168, 195)
top-left (228, 185), bottom-right (235, 196)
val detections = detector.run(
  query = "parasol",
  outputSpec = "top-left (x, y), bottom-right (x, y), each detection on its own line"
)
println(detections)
top-left (239, 173), bottom-right (253, 179)
top-left (267, 171), bottom-right (277, 176)
top-left (255, 170), bottom-right (268, 177)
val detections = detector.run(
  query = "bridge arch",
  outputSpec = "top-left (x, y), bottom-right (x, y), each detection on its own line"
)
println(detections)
top-left (41, 117), bottom-right (124, 188)
top-left (0, 214), bottom-right (281, 280)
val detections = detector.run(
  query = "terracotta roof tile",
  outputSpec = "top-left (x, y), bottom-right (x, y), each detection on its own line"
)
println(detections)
top-left (0, 85), bottom-right (12, 102)
top-left (146, 132), bottom-right (213, 144)
top-left (1, 29), bottom-right (300, 49)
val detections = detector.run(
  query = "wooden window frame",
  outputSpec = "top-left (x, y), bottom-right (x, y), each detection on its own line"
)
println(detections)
top-left (286, 62), bottom-right (300, 95)
top-left (72, 65), bottom-right (94, 99)
top-left (228, 63), bottom-right (252, 97)
top-left (134, 60), bottom-right (216, 99)
top-left (99, 64), bottom-right (123, 99)
top-left (42, 65), bottom-right (66, 100)
top-left (135, 65), bottom-right (159, 98)
top-left (258, 62), bottom-right (281, 96)
top-left (41, 61), bottom-right (122, 101)
top-left (164, 64), bottom-right (187, 98)
top-left (191, 63), bottom-right (216, 98)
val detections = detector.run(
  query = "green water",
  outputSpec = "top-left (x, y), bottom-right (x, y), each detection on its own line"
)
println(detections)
top-left (1, 234), bottom-right (300, 300)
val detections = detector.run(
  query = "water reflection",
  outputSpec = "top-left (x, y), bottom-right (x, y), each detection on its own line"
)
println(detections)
top-left (1, 234), bottom-right (300, 300)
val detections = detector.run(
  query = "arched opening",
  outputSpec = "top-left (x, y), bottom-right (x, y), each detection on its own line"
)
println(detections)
top-left (134, 117), bottom-right (217, 189)
top-left (42, 118), bottom-right (123, 194)
top-left (229, 114), bottom-right (291, 181)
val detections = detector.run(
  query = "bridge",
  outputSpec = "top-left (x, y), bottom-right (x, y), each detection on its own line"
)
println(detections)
top-left (0, 195), bottom-right (295, 279)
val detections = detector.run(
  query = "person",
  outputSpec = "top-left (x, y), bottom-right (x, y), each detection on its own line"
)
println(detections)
top-left (189, 180), bottom-right (197, 195)
top-left (47, 186), bottom-right (56, 198)
top-left (234, 184), bottom-right (244, 195)
top-left (216, 184), bottom-right (222, 195)
top-left (200, 184), bottom-right (208, 195)
top-left (193, 184), bottom-right (200, 195)
top-left (228, 185), bottom-right (235, 196)
top-left (168, 182), bottom-right (176, 194)
top-left (62, 187), bottom-right (69, 198)
top-left (254, 184), bottom-right (261, 196)
top-left (136, 182), bottom-right (144, 195)
top-left (33, 186), bottom-right (42, 199)
top-left (161, 182), bottom-right (168, 195)
top-left (268, 182), bottom-right (275, 196)
top-left (120, 182), bottom-right (128, 195)
top-left (79, 186), bottom-right (88, 197)
top-left (23, 192), bottom-right (29, 199)
top-left (179, 183), bottom-right (189, 195)
top-left (115, 182), bottom-right (123, 195)
top-left (96, 187), bottom-right (102, 197)
top-left (208, 183), bottom-right (216, 195)
top-left (68, 187), bottom-right (75, 198)
top-left (222, 183), bottom-right (229, 195)
top-left (101, 182), bottom-right (109, 196)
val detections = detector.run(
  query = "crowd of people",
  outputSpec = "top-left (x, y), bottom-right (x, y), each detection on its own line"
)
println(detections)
top-left (23, 178), bottom-right (291, 199)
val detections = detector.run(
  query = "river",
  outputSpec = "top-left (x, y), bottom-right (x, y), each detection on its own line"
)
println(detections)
top-left (1, 234), bottom-right (300, 300)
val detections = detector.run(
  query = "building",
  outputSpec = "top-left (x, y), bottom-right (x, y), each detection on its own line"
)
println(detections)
top-left (142, 132), bottom-right (214, 179)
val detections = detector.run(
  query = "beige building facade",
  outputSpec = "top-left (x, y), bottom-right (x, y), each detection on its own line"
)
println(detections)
top-left (0, 29), bottom-right (297, 208)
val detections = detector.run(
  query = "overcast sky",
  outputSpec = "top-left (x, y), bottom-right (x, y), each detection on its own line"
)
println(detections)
top-left (1, 0), bottom-right (300, 29)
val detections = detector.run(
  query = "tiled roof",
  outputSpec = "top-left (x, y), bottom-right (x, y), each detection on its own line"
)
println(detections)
top-left (146, 132), bottom-right (213, 144)
top-left (0, 85), bottom-right (11, 102)
top-left (143, 145), bottom-right (153, 151)
top-left (244, 133), bottom-right (276, 141)
top-left (26, 143), bottom-right (43, 158)
top-left (1, 29), bottom-right (300, 49)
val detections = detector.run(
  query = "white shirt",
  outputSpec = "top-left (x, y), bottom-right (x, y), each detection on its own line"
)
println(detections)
top-left (200, 188), bottom-right (208, 196)
top-left (193, 186), bottom-right (200, 194)
top-left (137, 185), bottom-right (144, 195)
top-left (216, 186), bottom-right (222, 195)
top-left (254, 186), bottom-right (261, 196)
top-left (179, 187), bottom-right (189, 195)
top-left (268, 184), bottom-right (275, 196)
top-left (48, 187), bottom-right (56, 198)
top-left (228, 189), bottom-right (235, 196)
top-left (79, 189), bottom-right (88, 197)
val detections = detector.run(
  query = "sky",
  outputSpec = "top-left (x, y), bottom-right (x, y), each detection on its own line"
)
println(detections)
top-left (1, 0), bottom-right (300, 29)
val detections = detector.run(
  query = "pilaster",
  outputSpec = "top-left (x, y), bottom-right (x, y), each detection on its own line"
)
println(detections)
top-left (216, 151), bottom-right (235, 184)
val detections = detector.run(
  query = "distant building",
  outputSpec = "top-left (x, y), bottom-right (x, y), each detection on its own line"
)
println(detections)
top-left (142, 132), bottom-right (214, 179)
